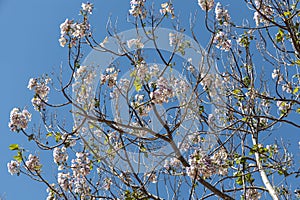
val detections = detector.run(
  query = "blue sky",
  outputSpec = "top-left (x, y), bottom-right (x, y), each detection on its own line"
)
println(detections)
top-left (0, 0), bottom-right (298, 199)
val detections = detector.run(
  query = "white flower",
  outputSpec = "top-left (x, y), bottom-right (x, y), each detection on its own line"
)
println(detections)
top-left (81, 2), bottom-right (93, 14)
top-left (57, 172), bottom-right (71, 191)
top-left (25, 154), bottom-right (41, 172)
top-left (59, 37), bottom-right (67, 47)
top-left (103, 178), bottom-right (112, 190)
top-left (213, 31), bottom-right (231, 51)
top-left (145, 173), bottom-right (157, 183)
top-left (27, 78), bottom-right (37, 90)
top-left (169, 32), bottom-right (178, 47)
top-left (245, 188), bottom-right (261, 200)
top-left (215, 2), bottom-right (230, 26)
top-left (60, 19), bottom-right (73, 36)
top-left (253, 12), bottom-right (260, 26)
top-left (160, 2), bottom-right (175, 18)
top-left (7, 160), bottom-right (20, 175)
top-left (129, 0), bottom-right (147, 18)
top-left (198, 0), bottom-right (214, 11)
top-left (127, 38), bottom-right (144, 49)
top-left (53, 147), bottom-right (68, 165)
top-left (8, 108), bottom-right (32, 131)
top-left (271, 69), bottom-right (283, 82)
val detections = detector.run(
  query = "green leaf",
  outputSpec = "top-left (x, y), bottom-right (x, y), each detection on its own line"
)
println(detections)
top-left (9, 144), bottom-right (19, 151)
top-left (293, 87), bottom-right (299, 95)
top-left (55, 132), bottom-right (62, 142)
top-left (13, 151), bottom-right (22, 162)
top-left (276, 29), bottom-right (284, 43)
top-left (236, 176), bottom-right (243, 185)
top-left (283, 11), bottom-right (291, 17)
top-left (243, 76), bottom-right (250, 87)
top-left (233, 89), bottom-right (241, 95)
top-left (133, 78), bottom-right (142, 91)
top-left (46, 132), bottom-right (53, 138)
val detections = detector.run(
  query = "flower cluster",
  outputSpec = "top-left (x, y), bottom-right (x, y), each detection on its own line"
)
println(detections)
top-left (45, 184), bottom-right (56, 200)
top-left (58, 5), bottom-right (91, 49)
top-left (213, 31), bottom-right (232, 51)
top-left (57, 172), bottom-right (71, 191)
top-left (186, 149), bottom-right (228, 179)
top-left (276, 101), bottom-right (289, 113)
top-left (25, 154), bottom-right (42, 172)
top-left (215, 2), bottom-right (230, 26)
top-left (160, 2), bottom-right (175, 19)
top-left (245, 188), bottom-right (262, 200)
top-left (131, 94), bottom-right (151, 117)
top-left (198, 0), bottom-right (214, 11)
top-left (103, 178), bottom-right (112, 190)
top-left (164, 157), bottom-right (181, 171)
top-left (8, 108), bottom-right (31, 132)
top-left (71, 152), bottom-right (92, 195)
top-left (169, 32), bottom-right (180, 47)
top-left (186, 150), bottom-right (216, 179)
top-left (150, 77), bottom-right (174, 104)
top-left (28, 77), bottom-right (51, 111)
top-left (271, 69), bottom-right (283, 82)
top-left (253, 0), bottom-right (273, 26)
top-left (100, 67), bottom-right (118, 88)
top-left (81, 2), bottom-right (93, 14)
top-left (127, 38), bottom-right (144, 49)
top-left (59, 18), bottom-right (90, 47)
top-left (71, 152), bottom-right (91, 177)
top-left (7, 160), bottom-right (20, 175)
top-left (145, 172), bottom-right (157, 183)
top-left (73, 66), bottom-right (97, 109)
top-left (129, 0), bottom-right (147, 19)
top-left (53, 147), bottom-right (69, 169)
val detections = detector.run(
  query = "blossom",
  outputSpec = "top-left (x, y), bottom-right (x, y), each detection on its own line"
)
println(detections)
top-left (27, 78), bottom-right (37, 90)
top-left (282, 83), bottom-right (292, 93)
top-left (81, 2), bottom-right (93, 14)
top-left (103, 178), bottom-right (112, 190)
top-left (276, 101), bottom-right (289, 111)
top-left (8, 108), bottom-right (31, 132)
top-left (198, 0), bottom-right (214, 11)
top-left (145, 172), bottom-right (157, 183)
top-left (53, 147), bottom-right (68, 165)
top-left (58, 37), bottom-right (67, 47)
top-left (7, 160), bottom-right (20, 175)
top-left (57, 172), bottom-right (71, 191)
top-left (59, 18), bottom-right (90, 47)
top-left (72, 23), bottom-right (88, 38)
top-left (150, 77), bottom-right (174, 104)
top-left (271, 69), bottom-right (283, 82)
top-left (186, 150), bottom-right (216, 179)
top-left (215, 2), bottom-right (230, 26)
top-left (253, 0), bottom-right (273, 26)
top-left (71, 152), bottom-right (91, 177)
top-left (25, 154), bottom-right (41, 172)
top-left (245, 188), bottom-right (261, 200)
top-left (169, 32), bottom-right (178, 47)
top-left (160, 2), bottom-right (175, 18)
top-left (46, 184), bottom-right (56, 200)
top-left (127, 38), bottom-right (144, 49)
top-left (60, 19), bottom-right (74, 36)
top-left (129, 0), bottom-right (147, 18)
top-left (213, 31), bottom-right (231, 51)
top-left (27, 77), bottom-right (51, 111)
